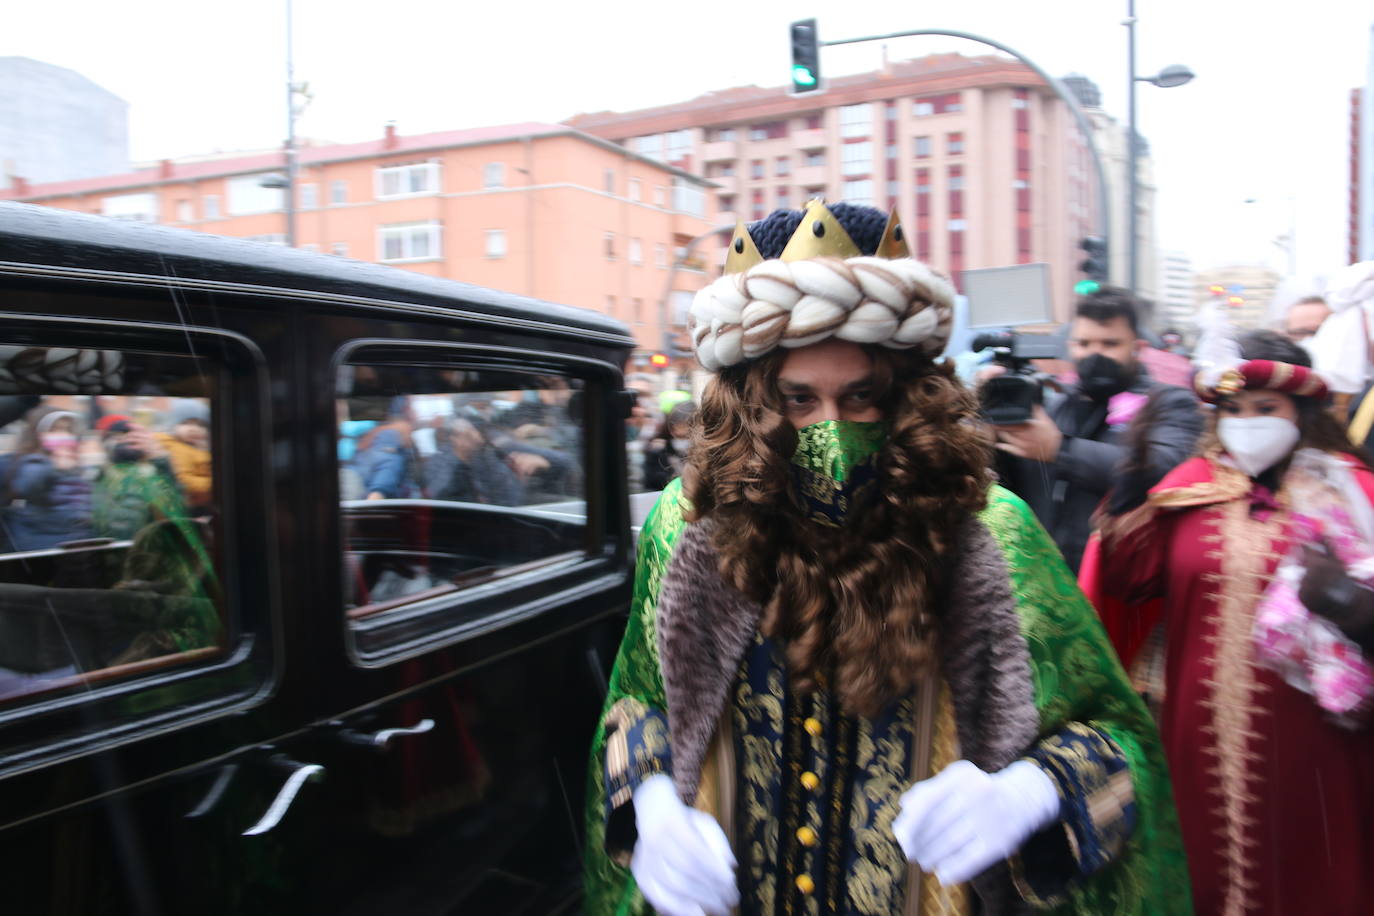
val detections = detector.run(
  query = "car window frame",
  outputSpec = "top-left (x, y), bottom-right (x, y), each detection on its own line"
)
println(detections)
top-left (0, 313), bottom-right (278, 777)
top-left (333, 338), bottom-right (623, 667)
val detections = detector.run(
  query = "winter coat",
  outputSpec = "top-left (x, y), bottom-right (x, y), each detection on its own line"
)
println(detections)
top-left (996, 370), bottom-right (1203, 573)
top-left (2, 453), bottom-right (94, 550)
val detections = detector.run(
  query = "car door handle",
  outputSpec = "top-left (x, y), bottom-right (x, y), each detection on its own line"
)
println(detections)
top-left (334, 717), bottom-right (435, 751)
top-left (241, 754), bottom-right (326, 836)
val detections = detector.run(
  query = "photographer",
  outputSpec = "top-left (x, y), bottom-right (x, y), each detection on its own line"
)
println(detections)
top-left (990, 287), bottom-right (1203, 572)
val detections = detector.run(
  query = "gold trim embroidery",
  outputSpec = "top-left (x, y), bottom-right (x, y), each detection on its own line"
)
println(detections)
top-left (1198, 499), bottom-right (1283, 915)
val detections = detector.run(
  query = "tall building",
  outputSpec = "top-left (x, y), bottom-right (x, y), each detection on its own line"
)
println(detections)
top-left (1062, 75), bottom-right (1159, 307)
top-left (566, 53), bottom-right (1100, 323)
top-left (0, 123), bottom-right (715, 355)
top-left (1194, 265), bottom-right (1280, 332)
top-left (0, 57), bottom-right (129, 187)
top-left (1158, 250), bottom-right (1195, 334)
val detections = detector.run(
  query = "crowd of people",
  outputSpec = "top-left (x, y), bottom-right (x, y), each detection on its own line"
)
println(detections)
top-left (584, 200), bottom-right (1374, 916)
top-left (336, 390), bottom-right (583, 508)
top-left (0, 396), bottom-right (213, 553)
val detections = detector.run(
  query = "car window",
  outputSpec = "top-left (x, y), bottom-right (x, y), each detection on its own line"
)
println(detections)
top-left (338, 361), bottom-right (588, 618)
top-left (0, 345), bottom-right (223, 703)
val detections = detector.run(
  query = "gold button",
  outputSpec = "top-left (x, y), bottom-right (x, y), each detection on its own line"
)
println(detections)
top-left (796, 826), bottom-right (818, 847)
top-left (795, 874), bottom-right (815, 895)
top-left (800, 771), bottom-right (820, 791)
top-left (803, 717), bottom-right (822, 737)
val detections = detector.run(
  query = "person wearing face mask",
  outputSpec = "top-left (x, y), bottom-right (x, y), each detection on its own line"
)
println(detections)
top-left (1091, 330), bottom-right (1374, 915)
top-left (641, 400), bottom-right (695, 492)
top-left (1, 405), bottom-right (94, 550)
top-left (91, 417), bottom-right (189, 541)
top-left (991, 287), bottom-right (1204, 573)
top-left (583, 202), bottom-right (1188, 916)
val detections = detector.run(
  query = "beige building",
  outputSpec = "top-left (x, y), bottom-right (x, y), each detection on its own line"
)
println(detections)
top-left (0, 122), bottom-right (715, 358)
top-left (1158, 250), bottom-right (1196, 334)
top-left (1194, 265), bottom-right (1281, 332)
top-left (567, 53), bottom-right (1100, 323)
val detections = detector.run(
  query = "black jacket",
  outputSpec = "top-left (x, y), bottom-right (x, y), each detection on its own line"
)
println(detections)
top-left (995, 370), bottom-right (1204, 573)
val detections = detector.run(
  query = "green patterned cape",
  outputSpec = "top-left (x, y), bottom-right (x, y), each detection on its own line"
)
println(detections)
top-left (583, 480), bottom-right (1191, 914)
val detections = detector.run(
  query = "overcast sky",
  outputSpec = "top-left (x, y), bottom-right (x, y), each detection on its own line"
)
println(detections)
top-left (6, 0), bottom-right (1372, 285)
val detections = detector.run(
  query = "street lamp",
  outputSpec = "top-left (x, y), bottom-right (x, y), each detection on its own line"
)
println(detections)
top-left (1126, 0), bottom-right (1194, 297)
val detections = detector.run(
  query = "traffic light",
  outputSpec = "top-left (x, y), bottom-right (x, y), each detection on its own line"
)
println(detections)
top-left (649, 352), bottom-right (670, 368)
top-left (790, 19), bottom-right (821, 93)
top-left (1078, 236), bottom-right (1108, 283)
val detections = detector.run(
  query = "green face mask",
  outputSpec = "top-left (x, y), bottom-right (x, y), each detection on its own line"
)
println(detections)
top-left (789, 419), bottom-right (888, 526)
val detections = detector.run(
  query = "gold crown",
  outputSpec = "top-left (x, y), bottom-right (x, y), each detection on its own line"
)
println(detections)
top-left (724, 199), bottom-right (910, 275)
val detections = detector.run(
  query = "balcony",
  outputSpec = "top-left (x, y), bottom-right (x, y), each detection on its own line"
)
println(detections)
top-left (701, 139), bottom-right (739, 163)
top-left (793, 164), bottom-right (827, 187)
top-left (794, 128), bottom-right (828, 150)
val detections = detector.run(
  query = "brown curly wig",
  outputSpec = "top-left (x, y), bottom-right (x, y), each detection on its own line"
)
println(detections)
top-left (681, 346), bottom-right (992, 717)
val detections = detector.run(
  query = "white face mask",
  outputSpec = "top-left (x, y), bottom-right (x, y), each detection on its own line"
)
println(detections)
top-left (671, 437), bottom-right (692, 453)
top-left (1217, 415), bottom-right (1301, 478)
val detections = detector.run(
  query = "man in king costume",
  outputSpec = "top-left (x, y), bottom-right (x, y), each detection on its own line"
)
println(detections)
top-left (583, 201), bottom-right (1189, 916)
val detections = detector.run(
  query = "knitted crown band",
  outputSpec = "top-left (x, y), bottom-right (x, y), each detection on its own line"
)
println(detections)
top-left (689, 201), bottom-right (956, 372)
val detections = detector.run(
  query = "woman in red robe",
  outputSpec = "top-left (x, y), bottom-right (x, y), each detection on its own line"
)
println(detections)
top-left (1090, 331), bottom-right (1374, 915)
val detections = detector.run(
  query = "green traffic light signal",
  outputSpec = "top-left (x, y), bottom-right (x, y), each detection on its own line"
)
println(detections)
top-left (790, 19), bottom-right (821, 93)
top-left (792, 65), bottom-right (817, 87)
top-left (1074, 279), bottom-right (1101, 296)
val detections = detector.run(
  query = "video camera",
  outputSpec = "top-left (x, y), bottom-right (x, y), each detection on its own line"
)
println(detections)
top-left (960, 264), bottom-right (1063, 426)
top-left (970, 331), bottom-right (1064, 425)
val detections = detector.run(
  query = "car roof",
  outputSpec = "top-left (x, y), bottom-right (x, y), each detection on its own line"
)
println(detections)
top-left (0, 202), bottom-right (634, 345)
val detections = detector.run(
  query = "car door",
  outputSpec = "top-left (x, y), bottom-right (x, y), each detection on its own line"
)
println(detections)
top-left (256, 318), bottom-right (634, 914)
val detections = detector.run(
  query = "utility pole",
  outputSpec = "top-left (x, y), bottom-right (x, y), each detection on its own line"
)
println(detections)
top-left (283, 0), bottom-right (298, 247)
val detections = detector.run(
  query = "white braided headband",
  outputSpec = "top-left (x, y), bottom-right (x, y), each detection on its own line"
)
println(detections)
top-left (689, 255), bottom-right (956, 371)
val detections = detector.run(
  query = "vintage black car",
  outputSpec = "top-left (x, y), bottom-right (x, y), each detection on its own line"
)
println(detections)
top-left (0, 202), bottom-right (637, 914)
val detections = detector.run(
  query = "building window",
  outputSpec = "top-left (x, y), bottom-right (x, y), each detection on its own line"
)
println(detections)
top-left (656, 244), bottom-right (668, 268)
top-left (914, 136), bottom-right (931, 158)
top-left (664, 130), bottom-right (692, 162)
top-left (804, 114), bottom-right (823, 130)
top-left (176, 199), bottom-right (193, 222)
top-left (331, 242), bottom-right (349, 256)
top-left (629, 177), bottom-right (641, 201)
top-left (1011, 96), bottom-right (1028, 110)
top-left (842, 179), bottom-right (873, 207)
top-left (484, 162), bottom-right (504, 189)
top-left (913, 100), bottom-right (934, 117)
top-left (654, 186), bottom-right (666, 206)
top-left (632, 297), bottom-right (644, 326)
top-left (672, 178), bottom-right (705, 217)
top-left (376, 162), bottom-right (440, 199)
top-left (633, 135), bottom-right (663, 161)
top-left (944, 94), bottom-right (963, 113)
top-left (710, 127), bottom-right (736, 142)
top-left (886, 144), bottom-right (899, 160)
top-left (485, 229), bottom-right (506, 258)
top-left (749, 121), bottom-right (788, 141)
top-left (751, 189), bottom-right (765, 220)
top-left (804, 151), bottom-right (825, 167)
top-left (330, 179), bottom-right (348, 205)
top-left (839, 103), bottom-right (872, 138)
top-left (629, 238), bottom-right (643, 266)
top-left (709, 161), bottom-right (736, 178)
top-left (718, 193), bottom-right (736, 214)
top-left (604, 233), bottom-right (616, 260)
top-left (299, 182), bottom-right (318, 210)
top-left (246, 233), bottom-right (288, 245)
top-left (887, 180), bottom-right (900, 198)
top-left (777, 186), bottom-right (790, 207)
top-left (604, 169), bottom-right (616, 193)
top-left (751, 159), bottom-right (765, 179)
top-left (948, 219), bottom-right (967, 231)
top-left (841, 142), bottom-right (872, 177)
top-left (379, 220), bottom-right (442, 262)
top-left (226, 175), bottom-right (285, 215)
top-left (947, 132), bottom-right (964, 155)
top-left (776, 156), bottom-right (791, 177)
top-left (203, 194), bottom-right (221, 220)
top-left (949, 174), bottom-right (965, 191)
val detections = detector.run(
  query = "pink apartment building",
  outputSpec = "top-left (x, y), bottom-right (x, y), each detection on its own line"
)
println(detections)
top-left (568, 53), bottom-right (1099, 321)
top-left (0, 123), bottom-right (716, 356)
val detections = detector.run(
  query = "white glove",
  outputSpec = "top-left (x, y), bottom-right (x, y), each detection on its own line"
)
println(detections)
top-left (891, 758), bottom-right (1060, 886)
top-left (630, 774), bottom-right (739, 916)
